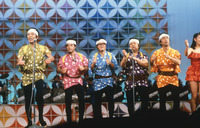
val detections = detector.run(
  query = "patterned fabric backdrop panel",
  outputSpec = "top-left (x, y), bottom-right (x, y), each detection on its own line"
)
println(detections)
top-left (0, 0), bottom-right (167, 103)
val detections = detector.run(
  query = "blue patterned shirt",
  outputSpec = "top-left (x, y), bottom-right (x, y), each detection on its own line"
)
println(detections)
top-left (88, 51), bottom-right (118, 91)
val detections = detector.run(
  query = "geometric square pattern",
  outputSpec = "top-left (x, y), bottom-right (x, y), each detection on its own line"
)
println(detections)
top-left (0, 0), bottom-right (168, 103)
top-left (0, 102), bottom-right (191, 127)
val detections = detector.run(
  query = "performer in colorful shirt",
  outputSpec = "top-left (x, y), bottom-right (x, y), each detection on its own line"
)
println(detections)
top-left (185, 32), bottom-right (200, 113)
top-left (120, 38), bottom-right (149, 117)
top-left (150, 33), bottom-right (181, 111)
top-left (17, 28), bottom-right (54, 127)
top-left (57, 39), bottom-right (88, 122)
top-left (88, 39), bottom-right (118, 119)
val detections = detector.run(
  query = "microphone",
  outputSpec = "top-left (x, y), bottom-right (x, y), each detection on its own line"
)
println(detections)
top-left (73, 55), bottom-right (76, 62)
top-left (34, 38), bottom-right (37, 44)
top-left (129, 48), bottom-right (133, 53)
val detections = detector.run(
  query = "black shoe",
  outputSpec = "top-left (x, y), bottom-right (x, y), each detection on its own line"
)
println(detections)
top-left (39, 120), bottom-right (47, 127)
top-left (24, 122), bottom-right (32, 128)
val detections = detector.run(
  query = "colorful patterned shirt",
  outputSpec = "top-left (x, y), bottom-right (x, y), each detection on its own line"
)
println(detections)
top-left (57, 52), bottom-right (88, 90)
top-left (120, 52), bottom-right (149, 91)
top-left (88, 51), bottom-right (119, 91)
top-left (151, 47), bottom-right (181, 88)
top-left (17, 44), bottom-right (51, 86)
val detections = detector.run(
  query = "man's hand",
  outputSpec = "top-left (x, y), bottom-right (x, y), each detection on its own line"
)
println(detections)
top-left (59, 66), bottom-right (67, 74)
top-left (122, 49), bottom-right (127, 57)
top-left (151, 54), bottom-right (157, 62)
top-left (78, 65), bottom-right (85, 72)
top-left (17, 60), bottom-right (25, 65)
top-left (164, 53), bottom-right (171, 59)
top-left (93, 56), bottom-right (97, 64)
top-left (106, 57), bottom-right (111, 65)
top-left (45, 58), bottom-right (51, 64)
top-left (132, 56), bottom-right (139, 61)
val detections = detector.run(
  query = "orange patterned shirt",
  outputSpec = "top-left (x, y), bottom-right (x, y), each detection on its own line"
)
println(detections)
top-left (151, 47), bottom-right (181, 88)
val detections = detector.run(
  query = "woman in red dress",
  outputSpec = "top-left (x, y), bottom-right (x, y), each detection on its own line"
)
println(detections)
top-left (185, 32), bottom-right (200, 113)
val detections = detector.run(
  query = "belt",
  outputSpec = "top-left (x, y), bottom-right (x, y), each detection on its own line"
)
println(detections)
top-left (66, 74), bottom-right (81, 79)
top-left (23, 69), bottom-right (43, 74)
top-left (126, 74), bottom-right (148, 81)
top-left (158, 71), bottom-right (177, 76)
top-left (95, 74), bottom-right (112, 79)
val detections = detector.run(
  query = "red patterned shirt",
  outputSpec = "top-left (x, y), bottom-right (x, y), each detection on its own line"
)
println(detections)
top-left (57, 52), bottom-right (88, 89)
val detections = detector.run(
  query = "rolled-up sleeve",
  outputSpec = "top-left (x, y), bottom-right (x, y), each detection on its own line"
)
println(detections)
top-left (111, 53), bottom-right (119, 70)
top-left (88, 55), bottom-right (94, 77)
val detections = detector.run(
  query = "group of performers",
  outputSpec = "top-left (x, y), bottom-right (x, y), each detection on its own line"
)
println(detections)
top-left (15, 28), bottom-right (200, 127)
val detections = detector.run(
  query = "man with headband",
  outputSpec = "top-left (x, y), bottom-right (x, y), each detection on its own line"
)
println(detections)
top-left (150, 33), bottom-right (181, 111)
top-left (88, 39), bottom-right (118, 119)
top-left (57, 39), bottom-right (88, 123)
top-left (17, 28), bottom-right (54, 127)
top-left (120, 38), bottom-right (149, 117)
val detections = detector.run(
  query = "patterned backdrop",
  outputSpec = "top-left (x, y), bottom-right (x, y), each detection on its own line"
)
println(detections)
top-left (0, 0), bottom-right (168, 103)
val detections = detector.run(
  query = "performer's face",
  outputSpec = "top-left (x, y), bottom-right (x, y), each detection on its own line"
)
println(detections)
top-left (27, 32), bottom-right (38, 44)
top-left (194, 35), bottom-right (200, 45)
top-left (66, 44), bottom-right (76, 53)
top-left (97, 42), bottom-right (106, 52)
top-left (129, 42), bottom-right (139, 52)
top-left (160, 36), bottom-right (170, 46)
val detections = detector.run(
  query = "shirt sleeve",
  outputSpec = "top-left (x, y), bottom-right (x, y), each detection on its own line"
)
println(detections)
top-left (143, 53), bottom-right (148, 60)
top-left (44, 46), bottom-right (51, 55)
top-left (111, 53), bottom-right (119, 70)
top-left (17, 46), bottom-right (25, 58)
top-left (57, 56), bottom-right (64, 69)
top-left (150, 50), bottom-right (158, 73)
top-left (174, 50), bottom-right (181, 73)
top-left (88, 55), bottom-right (94, 77)
top-left (175, 50), bottom-right (181, 60)
top-left (82, 55), bottom-right (88, 67)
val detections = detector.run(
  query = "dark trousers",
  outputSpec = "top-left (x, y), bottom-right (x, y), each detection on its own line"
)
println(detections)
top-left (0, 91), bottom-right (6, 104)
top-left (64, 84), bottom-right (85, 122)
top-left (23, 79), bottom-right (44, 125)
top-left (158, 84), bottom-right (180, 111)
top-left (126, 86), bottom-right (149, 117)
top-left (93, 86), bottom-right (114, 119)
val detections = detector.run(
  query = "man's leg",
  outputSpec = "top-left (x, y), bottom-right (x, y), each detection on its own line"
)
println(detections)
top-left (64, 86), bottom-right (73, 122)
top-left (105, 86), bottom-right (114, 118)
top-left (171, 85), bottom-right (180, 111)
top-left (35, 79), bottom-right (46, 126)
top-left (75, 84), bottom-right (85, 121)
top-left (158, 86), bottom-right (167, 111)
top-left (126, 89), bottom-right (134, 117)
top-left (138, 86), bottom-right (149, 111)
top-left (93, 89), bottom-right (103, 119)
top-left (24, 84), bottom-right (33, 126)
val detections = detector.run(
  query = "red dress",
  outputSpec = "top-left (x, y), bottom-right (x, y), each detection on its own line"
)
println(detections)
top-left (186, 52), bottom-right (200, 81)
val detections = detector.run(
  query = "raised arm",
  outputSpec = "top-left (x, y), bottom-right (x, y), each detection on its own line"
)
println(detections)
top-left (184, 40), bottom-right (193, 56)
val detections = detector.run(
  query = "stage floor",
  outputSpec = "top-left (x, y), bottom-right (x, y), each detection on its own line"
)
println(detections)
top-left (0, 101), bottom-right (192, 128)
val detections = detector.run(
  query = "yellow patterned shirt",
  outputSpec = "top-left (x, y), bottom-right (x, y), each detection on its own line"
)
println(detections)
top-left (17, 44), bottom-right (51, 86)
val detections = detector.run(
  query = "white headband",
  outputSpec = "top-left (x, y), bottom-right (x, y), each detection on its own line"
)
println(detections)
top-left (66, 40), bottom-right (76, 45)
top-left (129, 39), bottom-right (139, 45)
top-left (159, 33), bottom-right (169, 41)
top-left (96, 39), bottom-right (107, 45)
top-left (27, 28), bottom-right (39, 36)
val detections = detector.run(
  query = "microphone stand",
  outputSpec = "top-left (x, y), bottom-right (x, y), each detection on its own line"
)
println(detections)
top-left (130, 49), bottom-right (135, 113)
top-left (30, 39), bottom-right (41, 128)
